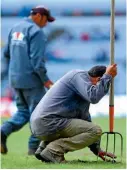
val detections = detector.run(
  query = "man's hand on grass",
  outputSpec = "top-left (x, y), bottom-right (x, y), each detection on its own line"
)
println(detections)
top-left (98, 150), bottom-right (117, 161)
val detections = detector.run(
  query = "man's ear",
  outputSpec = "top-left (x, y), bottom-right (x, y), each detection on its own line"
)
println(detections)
top-left (97, 77), bottom-right (101, 81)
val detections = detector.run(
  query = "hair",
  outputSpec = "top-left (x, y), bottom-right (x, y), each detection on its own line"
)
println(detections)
top-left (88, 65), bottom-right (106, 77)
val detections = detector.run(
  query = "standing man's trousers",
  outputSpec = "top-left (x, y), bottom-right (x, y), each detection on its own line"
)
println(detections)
top-left (38, 119), bottom-right (102, 162)
top-left (1, 87), bottom-right (45, 150)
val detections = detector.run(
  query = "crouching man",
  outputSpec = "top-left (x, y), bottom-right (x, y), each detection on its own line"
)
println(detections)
top-left (30, 64), bottom-right (117, 163)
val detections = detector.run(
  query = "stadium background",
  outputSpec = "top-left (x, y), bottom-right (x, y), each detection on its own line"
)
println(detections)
top-left (0, 0), bottom-right (126, 169)
top-left (1, 0), bottom-right (126, 118)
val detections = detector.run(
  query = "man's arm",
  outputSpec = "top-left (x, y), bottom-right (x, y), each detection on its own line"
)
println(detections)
top-left (4, 44), bottom-right (10, 59)
top-left (4, 31), bottom-right (12, 59)
top-left (88, 140), bottom-right (117, 161)
top-left (29, 30), bottom-right (53, 89)
top-left (87, 114), bottom-right (117, 161)
top-left (70, 73), bottom-right (112, 104)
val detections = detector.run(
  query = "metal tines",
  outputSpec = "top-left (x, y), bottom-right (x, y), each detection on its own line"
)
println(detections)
top-left (98, 131), bottom-right (123, 163)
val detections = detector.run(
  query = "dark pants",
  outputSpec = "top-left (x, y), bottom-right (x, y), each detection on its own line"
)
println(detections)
top-left (1, 87), bottom-right (46, 149)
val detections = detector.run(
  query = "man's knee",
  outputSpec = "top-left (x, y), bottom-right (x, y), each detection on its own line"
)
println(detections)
top-left (92, 125), bottom-right (102, 136)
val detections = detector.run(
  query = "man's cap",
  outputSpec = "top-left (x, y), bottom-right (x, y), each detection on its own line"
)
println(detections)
top-left (88, 65), bottom-right (106, 77)
top-left (30, 6), bottom-right (55, 22)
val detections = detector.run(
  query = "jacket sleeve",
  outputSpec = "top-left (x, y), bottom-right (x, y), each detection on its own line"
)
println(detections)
top-left (88, 140), bottom-right (101, 155)
top-left (70, 73), bottom-right (112, 104)
top-left (29, 30), bottom-right (50, 84)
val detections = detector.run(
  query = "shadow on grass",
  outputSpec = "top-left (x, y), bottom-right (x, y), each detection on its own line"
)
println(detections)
top-left (65, 159), bottom-right (122, 165)
top-left (42, 159), bottom-right (122, 165)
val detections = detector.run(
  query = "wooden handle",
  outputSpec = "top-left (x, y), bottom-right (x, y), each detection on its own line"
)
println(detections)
top-left (109, 0), bottom-right (115, 132)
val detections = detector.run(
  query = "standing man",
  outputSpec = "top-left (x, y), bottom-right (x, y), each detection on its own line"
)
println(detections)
top-left (30, 64), bottom-right (117, 163)
top-left (0, 6), bottom-right (55, 155)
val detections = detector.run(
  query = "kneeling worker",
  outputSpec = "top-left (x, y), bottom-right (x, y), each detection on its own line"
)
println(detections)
top-left (30, 64), bottom-right (117, 163)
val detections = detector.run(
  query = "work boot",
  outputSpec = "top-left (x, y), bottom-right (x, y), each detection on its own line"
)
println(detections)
top-left (35, 141), bottom-right (48, 160)
top-left (35, 146), bottom-right (44, 160)
top-left (0, 130), bottom-right (8, 154)
top-left (40, 148), bottom-right (66, 163)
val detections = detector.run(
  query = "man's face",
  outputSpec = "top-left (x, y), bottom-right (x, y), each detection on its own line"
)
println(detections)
top-left (91, 77), bottom-right (101, 85)
top-left (36, 13), bottom-right (48, 27)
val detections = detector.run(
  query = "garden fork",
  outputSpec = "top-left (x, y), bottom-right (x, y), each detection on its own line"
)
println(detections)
top-left (98, 0), bottom-right (123, 163)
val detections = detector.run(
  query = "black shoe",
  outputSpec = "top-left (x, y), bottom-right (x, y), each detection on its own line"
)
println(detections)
top-left (28, 148), bottom-right (37, 155)
top-left (34, 146), bottom-right (44, 160)
top-left (39, 153), bottom-right (52, 163)
top-left (36, 148), bottom-right (51, 162)
top-left (35, 141), bottom-right (48, 160)
top-left (40, 149), bottom-right (66, 163)
top-left (0, 131), bottom-right (8, 154)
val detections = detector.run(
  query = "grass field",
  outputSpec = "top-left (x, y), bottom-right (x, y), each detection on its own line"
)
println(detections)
top-left (1, 117), bottom-right (126, 169)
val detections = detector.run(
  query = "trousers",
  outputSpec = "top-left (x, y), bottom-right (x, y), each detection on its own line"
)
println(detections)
top-left (38, 118), bottom-right (102, 162)
top-left (1, 87), bottom-right (45, 149)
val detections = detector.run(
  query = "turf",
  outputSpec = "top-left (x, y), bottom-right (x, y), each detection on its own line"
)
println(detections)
top-left (1, 117), bottom-right (126, 169)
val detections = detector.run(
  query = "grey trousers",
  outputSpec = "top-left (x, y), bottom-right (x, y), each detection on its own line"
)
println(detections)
top-left (39, 119), bottom-right (102, 161)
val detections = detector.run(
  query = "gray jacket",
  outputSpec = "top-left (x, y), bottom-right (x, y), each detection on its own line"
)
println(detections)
top-left (4, 17), bottom-right (50, 88)
top-left (30, 69), bottom-right (112, 136)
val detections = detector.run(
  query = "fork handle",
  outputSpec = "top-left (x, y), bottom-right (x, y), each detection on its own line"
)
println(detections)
top-left (109, 105), bottom-right (114, 132)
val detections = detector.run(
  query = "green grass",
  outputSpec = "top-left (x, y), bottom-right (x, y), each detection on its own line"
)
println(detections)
top-left (1, 117), bottom-right (126, 169)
